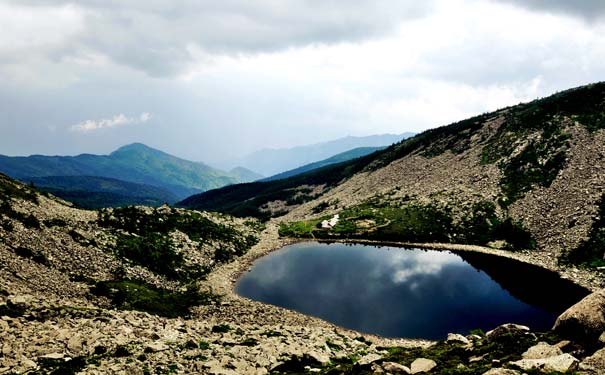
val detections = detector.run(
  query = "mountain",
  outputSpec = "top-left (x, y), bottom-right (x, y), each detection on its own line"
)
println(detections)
top-left (0, 143), bottom-right (250, 201)
top-left (262, 146), bottom-right (385, 182)
top-left (28, 175), bottom-right (179, 208)
top-left (180, 82), bottom-right (605, 269)
top-left (229, 167), bottom-right (264, 182)
top-left (227, 133), bottom-right (414, 176)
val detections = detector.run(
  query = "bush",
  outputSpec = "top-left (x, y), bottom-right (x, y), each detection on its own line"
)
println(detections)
top-left (92, 279), bottom-right (216, 318)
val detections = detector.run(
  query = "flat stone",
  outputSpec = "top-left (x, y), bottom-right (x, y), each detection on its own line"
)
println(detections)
top-left (358, 353), bottom-right (382, 366)
top-left (482, 369), bottom-right (520, 375)
top-left (382, 361), bottom-right (411, 373)
top-left (522, 342), bottom-right (563, 359)
top-left (40, 353), bottom-right (65, 360)
top-left (410, 358), bottom-right (437, 374)
top-left (510, 353), bottom-right (579, 372)
top-left (145, 342), bottom-right (169, 352)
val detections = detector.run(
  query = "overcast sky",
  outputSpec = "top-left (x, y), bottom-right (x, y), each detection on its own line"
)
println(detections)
top-left (1, 0), bottom-right (604, 164)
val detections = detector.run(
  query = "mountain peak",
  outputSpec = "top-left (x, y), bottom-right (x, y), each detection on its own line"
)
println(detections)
top-left (111, 143), bottom-right (157, 155)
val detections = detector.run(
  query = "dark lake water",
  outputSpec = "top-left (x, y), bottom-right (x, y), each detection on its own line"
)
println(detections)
top-left (235, 242), bottom-right (590, 340)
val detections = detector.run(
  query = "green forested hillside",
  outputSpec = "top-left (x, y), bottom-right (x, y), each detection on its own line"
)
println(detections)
top-left (29, 175), bottom-right (179, 208)
top-left (0, 143), bottom-right (247, 200)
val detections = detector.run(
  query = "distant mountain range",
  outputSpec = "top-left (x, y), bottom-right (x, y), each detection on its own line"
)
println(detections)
top-left (0, 143), bottom-right (261, 208)
top-left (262, 146), bottom-right (386, 182)
top-left (225, 133), bottom-right (414, 176)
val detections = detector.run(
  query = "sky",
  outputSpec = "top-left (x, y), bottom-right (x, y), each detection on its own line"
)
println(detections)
top-left (1, 0), bottom-right (604, 164)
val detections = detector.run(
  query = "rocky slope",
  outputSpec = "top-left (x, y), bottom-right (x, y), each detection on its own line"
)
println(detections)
top-left (2, 162), bottom-right (605, 373)
top-left (184, 82), bottom-right (605, 271)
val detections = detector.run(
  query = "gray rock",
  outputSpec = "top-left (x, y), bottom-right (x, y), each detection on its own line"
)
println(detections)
top-left (522, 342), bottom-right (563, 359)
top-left (482, 369), bottom-right (520, 375)
top-left (358, 353), bottom-right (382, 366)
top-left (382, 361), bottom-right (411, 373)
top-left (510, 353), bottom-right (579, 372)
top-left (579, 347), bottom-right (605, 374)
top-left (410, 358), bottom-right (437, 374)
top-left (553, 288), bottom-right (605, 345)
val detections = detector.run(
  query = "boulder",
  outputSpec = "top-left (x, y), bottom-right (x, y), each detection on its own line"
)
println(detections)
top-left (510, 353), bottom-right (579, 372)
top-left (521, 342), bottom-right (563, 359)
top-left (579, 347), bottom-right (605, 374)
top-left (382, 361), bottom-right (411, 373)
top-left (358, 353), bottom-right (382, 366)
top-left (410, 358), bottom-right (437, 374)
top-left (482, 369), bottom-right (520, 375)
top-left (486, 324), bottom-right (529, 341)
top-left (553, 288), bottom-right (605, 345)
top-left (446, 333), bottom-right (470, 345)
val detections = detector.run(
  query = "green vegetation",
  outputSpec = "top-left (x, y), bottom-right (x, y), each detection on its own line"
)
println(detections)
top-left (212, 324), bottom-right (232, 333)
top-left (561, 194), bottom-right (605, 268)
top-left (0, 142), bottom-right (250, 201)
top-left (481, 109), bottom-right (571, 205)
top-left (92, 279), bottom-right (216, 318)
top-left (280, 199), bottom-right (535, 251)
top-left (0, 174), bottom-right (42, 230)
top-left (94, 206), bottom-right (258, 316)
top-left (98, 206), bottom-right (257, 279)
top-left (271, 330), bottom-right (570, 374)
top-left (29, 175), bottom-right (180, 209)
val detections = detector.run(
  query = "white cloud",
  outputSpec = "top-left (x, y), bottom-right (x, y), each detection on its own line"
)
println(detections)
top-left (70, 112), bottom-right (152, 132)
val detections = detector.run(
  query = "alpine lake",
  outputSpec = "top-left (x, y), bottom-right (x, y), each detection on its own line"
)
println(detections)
top-left (236, 242), bottom-right (590, 340)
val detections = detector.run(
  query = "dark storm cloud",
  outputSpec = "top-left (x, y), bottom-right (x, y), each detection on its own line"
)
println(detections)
top-left (497, 0), bottom-right (605, 21)
top-left (6, 0), bottom-right (434, 77)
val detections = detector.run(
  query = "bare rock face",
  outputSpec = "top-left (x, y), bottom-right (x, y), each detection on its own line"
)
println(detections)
top-left (410, 358), bottom-right (437, 374)
top-left (553, 289), bottom-right (605, 345)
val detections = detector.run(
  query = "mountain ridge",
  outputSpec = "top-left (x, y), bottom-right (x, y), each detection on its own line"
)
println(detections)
top-left (0, 143), bottom-right (258, 202)
top-left (223, 133), bottom-right (414, 176)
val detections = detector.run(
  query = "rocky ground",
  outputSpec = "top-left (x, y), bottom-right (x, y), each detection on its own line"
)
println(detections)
top-left (2, 161), bottom-right (605, 374)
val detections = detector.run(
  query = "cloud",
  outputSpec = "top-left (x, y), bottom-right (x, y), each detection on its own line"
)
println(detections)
top-left (3, 0), bottom-right (434, 77)
top-left (70, 112), bottom-right (152, 132)
top-left (495, 0), bottom-right (605, 21)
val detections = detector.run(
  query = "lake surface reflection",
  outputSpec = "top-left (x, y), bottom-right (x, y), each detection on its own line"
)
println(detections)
top-left (236, 242), bottom-right (589, 339)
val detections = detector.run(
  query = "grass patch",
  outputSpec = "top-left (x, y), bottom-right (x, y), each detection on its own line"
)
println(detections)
top-left (92, 279), bottom-right (217, 318)
top-left (280, 200), bottom-right (535, 251)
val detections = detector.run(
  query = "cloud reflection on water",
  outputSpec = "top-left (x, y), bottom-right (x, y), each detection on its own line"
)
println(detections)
top-left (236, 242), bottom-right (557, 339)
